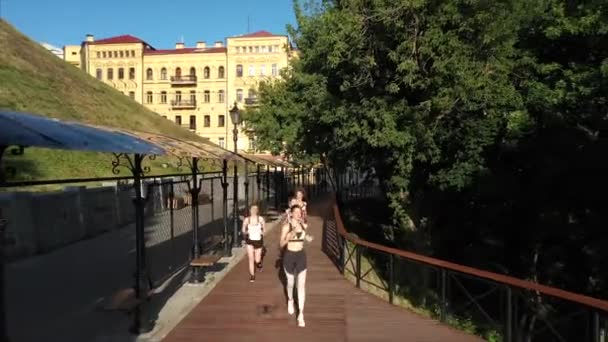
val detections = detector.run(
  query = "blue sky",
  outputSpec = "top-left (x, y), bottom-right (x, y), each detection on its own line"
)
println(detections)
top-left (1, 0), bottom-right (298, 48)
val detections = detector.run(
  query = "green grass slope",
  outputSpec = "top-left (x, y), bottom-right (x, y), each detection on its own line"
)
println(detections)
top-left (0, 19), bottom-right (210, 182)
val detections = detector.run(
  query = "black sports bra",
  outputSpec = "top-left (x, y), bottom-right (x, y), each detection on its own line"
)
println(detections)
top-left (288, 222), bottom-right (306, 242)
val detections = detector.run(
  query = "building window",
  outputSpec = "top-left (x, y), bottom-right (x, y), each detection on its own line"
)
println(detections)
top-left (274, 45), bottom-right (279, 52)
top-left (113, 51), bottom-right (118, 58)
top-left (96, 52), bottom-right (101, 58)
top-left (129, 67), bottom-right (135, 80)
top-left (131, 50), bottom-right (135, 57)
top-left (190, 90), bottom-right (196, 103)
top-left (248, 65), bottom-right (255, 76)
top-left (160, 68), bottom-right (167, 80)
top-left (271, 63), bottom-right (278, 76)
top-left (218, 66), bottom-right (225, 78)
top-left (175, 67), bottom-right (182, 78)
top-left (128, 91), bottom-right (135, 99)
top-left (120, 51), bottom-right (124, 58)
top-left (102, 51), bottom-right (107, 58)
top-left (235, 47), bottom-right (240, 53)
top-left (96, 68), bottom-right (102, 80)
top-left (248, 88), bottom-right (256, 100)
top-left (248, 137), bottom-right (256, 151)
top-left (118, 68), bottom-right (124, 80)
top-left (189, 115), bottom-right (196, 130)
top-left (175, 91), bottom-right (182, 102)
top-left (146, 91), bottom-right (153, 104)
top-left (107, 68), bottom-right (114, 80)
top-left (203, 66), bottom-right (210, 79)
top-left (236, 89), bottom-right (243, 102)
top-left (249, 46), bottom-right (253, 53)
top-left (218, 115), bottom-right (225, 127)
top-left (175, 115), bottom-right (182, 125)
top-left (218, 137), bottom-right (225, 148)
top-left (255, 46), bottom-right (260, 53)
top-left (162, 115), bottom-right (167, 119)
top-left (190, 67), bottom-right (196, 77)
top-left (218, 90), bottom-right (225, 103)
top-left (236, 64), bottom-right (243, 77)
top-left (146, 68), bottom-right (153, 80)
top-left (204, 90), bottom-right (210, 103)
top-left (160, 91), bottom-right (167, 103)
top-left (268, 45), bottom-right (273, 52)
top-left (204, 115), bottom-right (210, 127)
top-left (260, 64), bottom-right (266, 76)
top-left (261, 46), bottom-right (267, 53)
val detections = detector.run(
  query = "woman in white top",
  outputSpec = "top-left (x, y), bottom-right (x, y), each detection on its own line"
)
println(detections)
top-left (242, 204), bottom-right (265, 282)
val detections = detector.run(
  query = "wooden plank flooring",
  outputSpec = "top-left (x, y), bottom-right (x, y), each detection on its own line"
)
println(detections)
top-left (163, 198), bottom-right (483, 342)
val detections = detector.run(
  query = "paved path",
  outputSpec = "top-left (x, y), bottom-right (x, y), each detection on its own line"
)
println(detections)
top-left (163, 198), bottom-right (483, 342)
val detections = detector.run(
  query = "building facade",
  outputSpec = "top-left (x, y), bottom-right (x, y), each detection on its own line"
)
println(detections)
top-left (63, 31), bottom-right (296, 152)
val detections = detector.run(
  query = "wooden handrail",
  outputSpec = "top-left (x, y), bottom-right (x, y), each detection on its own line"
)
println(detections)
top-left (331, 193), bottom-right (608, 312)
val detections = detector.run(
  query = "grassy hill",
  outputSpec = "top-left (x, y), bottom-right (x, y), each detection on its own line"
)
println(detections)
top-left (0, 19), bottom-right (214, 183)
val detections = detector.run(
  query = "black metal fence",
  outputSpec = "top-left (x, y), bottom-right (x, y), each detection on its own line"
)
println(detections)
top-left (329, 170), bottom-right (608, 342)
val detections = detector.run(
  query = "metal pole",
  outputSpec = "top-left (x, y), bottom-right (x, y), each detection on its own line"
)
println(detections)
top-left (190, 158), bottom-right (201, 283)
top-left (256, 164), bottom-right (261, 204)
top-left (274, 167), bottom-right (279, 209)
top-left (233, 125), bottom-right (239, 249)
top-left (388, 254), bottom-right (394, 304)
top-left (222, 160), bottom-right (231, 257)
top-left (131, 153), bottom-right (150, 334)
top-left (244, 161), bottom-right (249, 213)
top-left (440, 269), bottom-right (447, 322)
top-left (265, 165), bottom-right (270, 208)
top-left (0, 209), bottom-right (10, 342)
top-left (505, 286), bottom-right (512, 342)
top-left (355, 245), bottom-right (361, 288)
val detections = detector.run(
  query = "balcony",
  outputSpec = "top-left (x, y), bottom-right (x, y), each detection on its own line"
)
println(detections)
top-left (171, 100), bottom-right (197, 109)
top-left (244, 97), bottom-right (258, 106)
top-left (170, 75), bottom-right (197, 85)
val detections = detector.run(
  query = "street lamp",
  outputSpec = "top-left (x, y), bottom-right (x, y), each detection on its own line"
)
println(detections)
top-left (229, 102), bottom-right (241, 249)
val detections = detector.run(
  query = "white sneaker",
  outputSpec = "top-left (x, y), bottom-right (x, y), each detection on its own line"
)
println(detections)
top-left (287, 300), bottom-right (294, 315)
top-left (298, 314), bottom-right (305, 327)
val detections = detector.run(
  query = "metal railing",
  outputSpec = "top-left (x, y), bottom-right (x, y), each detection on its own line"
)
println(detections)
top-left (170, 75), bottom-right (197, 84)
top-left (171, 99), bottom-right (196, 109)
top-left (329, 179), bottom-right (608, 342)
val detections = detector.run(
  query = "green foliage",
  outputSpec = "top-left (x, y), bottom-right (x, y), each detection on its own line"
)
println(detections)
top-left (250, 0), bottom-right (608, 315)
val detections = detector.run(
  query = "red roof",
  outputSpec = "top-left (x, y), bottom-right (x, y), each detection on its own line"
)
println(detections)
top-left (144, 46), bottom-right (227, 56)
top-left (87, 34), bottom-right (147, 45)
top-left (235, 30), bottom-right (282, 38)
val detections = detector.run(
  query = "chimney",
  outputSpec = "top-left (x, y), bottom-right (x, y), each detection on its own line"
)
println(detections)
top-left (214, 41), bottom-right (223, 47)
top-left (175, 42), bottom-right (185, 49)
top-left (196, 41), bottom-right (206, 49)
top-left (85, 34), bottom-right (94, 42)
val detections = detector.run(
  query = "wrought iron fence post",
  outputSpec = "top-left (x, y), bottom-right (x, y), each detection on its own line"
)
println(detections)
top-left (356, 244), bottom-right (362, 288)
top-left (0, 209), bottom-right (10, 342)
top-left (232, 160), bottom-right (239, 249)
top-left (339, 234), bottom-right (345, 275)
top-left (389, 254), bottom-right (394, 305)
top-left (440, 269), bottom-right (447, 322)
top-left (505, 285), bottom-right (512, 342)
top-left (130, 153), bottom-right (151, 334)
top-left (273, 167), bottom-right (279, 209)
top-left (593, 311), bottom-right (600, 342)
top-left (244, 161), bottom-right (249, 214)
top-left (222, 160), bottom-right (231, 257)
top-left (256, 164), bottom-right (261, 204)
top-left (210, 178), bottom-right (214, 222)
top-left (265, 165), bottom-right (270, 210)
top-left (189, 158), bottom-right (202, 283)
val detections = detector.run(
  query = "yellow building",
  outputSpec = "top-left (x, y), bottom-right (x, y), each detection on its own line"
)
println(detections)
top-left (64, 31), bottom-right (296, 152)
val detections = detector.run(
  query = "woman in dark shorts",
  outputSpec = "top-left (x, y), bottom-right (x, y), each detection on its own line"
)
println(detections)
top-left (242, 204), bottom-right (265, 282)
top-left (279, 204), bottom-right (312, 327)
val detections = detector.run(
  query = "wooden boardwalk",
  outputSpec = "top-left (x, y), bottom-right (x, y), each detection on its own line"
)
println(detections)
top-left (163, 199), bottom-right (482, 342)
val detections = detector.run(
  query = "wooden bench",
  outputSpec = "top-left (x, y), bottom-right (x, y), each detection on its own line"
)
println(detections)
top-left (189, 255), bottom-right (222, 283)
top-left (102, 287), bottom-right (154, 313)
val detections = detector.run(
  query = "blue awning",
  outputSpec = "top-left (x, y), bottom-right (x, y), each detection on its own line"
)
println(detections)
top-left (0, 111), bottom-right (166, 155)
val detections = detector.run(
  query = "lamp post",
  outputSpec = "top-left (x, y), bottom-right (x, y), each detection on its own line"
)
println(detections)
top-left (229, 102), bottom-right (241, 249)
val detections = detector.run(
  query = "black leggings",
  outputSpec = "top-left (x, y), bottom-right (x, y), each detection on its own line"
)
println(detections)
top-left (283, 249), bottom-right (307, 275)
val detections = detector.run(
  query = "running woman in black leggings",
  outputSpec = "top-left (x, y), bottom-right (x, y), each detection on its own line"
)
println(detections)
top-left (242, 204), bottom-right (265, 282)
top-left (279, 204), bottom-right (312, 327)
